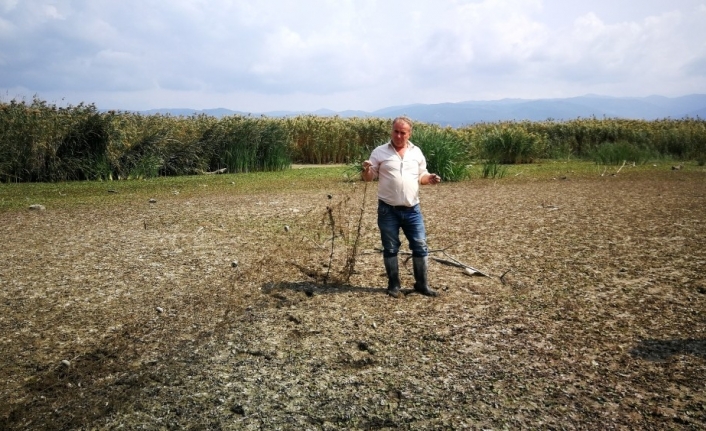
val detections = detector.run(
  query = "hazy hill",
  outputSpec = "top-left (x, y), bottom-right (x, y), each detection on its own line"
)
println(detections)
top-left (140, 94), bottom-right (706, 127)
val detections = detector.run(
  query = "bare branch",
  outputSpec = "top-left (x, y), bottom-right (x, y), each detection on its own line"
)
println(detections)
top-left (499, 269), bottom-right (512, 284)
top-left (616, 160), bottom-right (626, 174)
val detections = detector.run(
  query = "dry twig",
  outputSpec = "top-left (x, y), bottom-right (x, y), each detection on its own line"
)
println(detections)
top-left (616, 160), bottom-right (627, 174)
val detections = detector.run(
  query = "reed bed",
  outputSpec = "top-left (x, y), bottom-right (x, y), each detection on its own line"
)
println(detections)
top-left (1, 97), bottom-right (704, 183)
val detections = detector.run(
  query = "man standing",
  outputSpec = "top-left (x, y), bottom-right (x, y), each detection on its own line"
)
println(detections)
top-left (362, 116), bottom-right (442, 298)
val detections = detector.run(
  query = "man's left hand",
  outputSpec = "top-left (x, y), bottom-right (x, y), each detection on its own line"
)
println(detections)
top-left (427, 174), bottom-right (441, 185)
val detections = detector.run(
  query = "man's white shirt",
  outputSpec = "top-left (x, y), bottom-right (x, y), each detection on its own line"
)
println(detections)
top-left (368, 141), bottom-right (429, 207)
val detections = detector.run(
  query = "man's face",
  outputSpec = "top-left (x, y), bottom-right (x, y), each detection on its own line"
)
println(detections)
top-left (391, 120), bottom-right (411, 148)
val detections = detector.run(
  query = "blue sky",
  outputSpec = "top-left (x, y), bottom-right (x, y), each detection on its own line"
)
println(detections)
top-left (1, 0), bottom-right (705, 112)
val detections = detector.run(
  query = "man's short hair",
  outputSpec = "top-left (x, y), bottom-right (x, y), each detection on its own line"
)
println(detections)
top-left (392, 116), bottom-right (413, 130)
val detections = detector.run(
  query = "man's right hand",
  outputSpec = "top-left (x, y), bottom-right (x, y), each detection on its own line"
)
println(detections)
top-left (361, 160), bottom-right (374, 181)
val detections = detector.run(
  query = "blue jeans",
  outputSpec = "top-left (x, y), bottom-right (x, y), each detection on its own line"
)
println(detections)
top-left (377, 200), bottom-right (429, 258)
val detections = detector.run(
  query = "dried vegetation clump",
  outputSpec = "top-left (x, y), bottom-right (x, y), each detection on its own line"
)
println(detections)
top-left (1, 169), bottom-right (705, 430)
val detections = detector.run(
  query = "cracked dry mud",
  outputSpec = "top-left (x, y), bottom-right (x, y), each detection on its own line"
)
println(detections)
top-left (1, 169), bottom-right (705, 430)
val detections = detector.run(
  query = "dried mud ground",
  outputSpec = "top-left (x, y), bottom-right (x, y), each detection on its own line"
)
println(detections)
top-left (1, 168), bottom-right (705, 430)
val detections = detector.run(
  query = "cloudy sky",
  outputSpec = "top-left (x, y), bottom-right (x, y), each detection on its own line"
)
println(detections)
top-left (1, 0), bottom-right (705, 112)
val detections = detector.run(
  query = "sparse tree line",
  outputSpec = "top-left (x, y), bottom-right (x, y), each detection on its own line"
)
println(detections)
top-left (1, 97), bottom-right (704, 183)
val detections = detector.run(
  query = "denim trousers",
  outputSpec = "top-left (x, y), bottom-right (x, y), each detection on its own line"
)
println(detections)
top-left (377, 200), bottom-right (429, 258)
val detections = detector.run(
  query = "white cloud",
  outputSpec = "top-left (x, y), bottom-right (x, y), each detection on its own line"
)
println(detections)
top-left (540, 7), bottom-right (706, 94)
top-left (0, 0), bottom-right (704, 111)
top-left (0, 0), bottom-right (18, 13)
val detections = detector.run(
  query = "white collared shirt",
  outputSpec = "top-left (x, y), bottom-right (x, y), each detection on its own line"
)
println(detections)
top-left (368, 141), bottom-right (429, 207)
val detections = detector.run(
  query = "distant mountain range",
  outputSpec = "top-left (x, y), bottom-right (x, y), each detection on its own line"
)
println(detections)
top-left (140, 94), bottom-right (706, 127)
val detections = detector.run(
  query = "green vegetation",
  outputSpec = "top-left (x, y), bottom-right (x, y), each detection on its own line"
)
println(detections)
top-left (286, 115), bottom-right (390, 165)
top-left (2, 97), bottom-right (705, 183)
top-left (481, 161), bottom-right (508, 179)
top-left (3, 161), bottom-right (701, 213)
top-left (0, 166), bottom-right (349, 212)
top-left (206, 115), bottom-right (290, 173)
top-left (413, 124), bottom-right (473, 181)
top-left (589, 140), bottom-right (656, 165)
top-left (476, 124), bottom-right (544, 164)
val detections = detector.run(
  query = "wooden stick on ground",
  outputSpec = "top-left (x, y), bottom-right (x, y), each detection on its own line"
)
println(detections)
top-left (616, 160), bottom-right (627, 174)
top-left (387, 249), bottom-right (491, 278)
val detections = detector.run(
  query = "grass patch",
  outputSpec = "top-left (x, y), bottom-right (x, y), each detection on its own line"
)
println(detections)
top-left (0, 166), bottom-right (349, 212)
top-left (2, 162), bottom-right (704, 212)
top-left (589, 141), bottom-right (656, 165)
top-left (481, 161), bottom-right (507, 179)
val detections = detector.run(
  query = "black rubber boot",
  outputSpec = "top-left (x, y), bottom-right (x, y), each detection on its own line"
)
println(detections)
top-left (384, 256), bottom-right (402, 298)
top-left (413, 256), bottom-right (438, 297)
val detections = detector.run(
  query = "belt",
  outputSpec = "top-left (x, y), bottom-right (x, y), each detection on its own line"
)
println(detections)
top-left (380, 200), bottom-right (415, 211)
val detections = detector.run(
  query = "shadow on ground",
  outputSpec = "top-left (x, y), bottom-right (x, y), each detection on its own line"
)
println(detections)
top-left (630, 338), bottom-right (706, 361)
top-left (261, 281), bottom-right (386, 296)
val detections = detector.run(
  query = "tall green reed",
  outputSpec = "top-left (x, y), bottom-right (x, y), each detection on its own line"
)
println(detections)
top-left (412, 124), bottom-right (472, 181)
top-left (2, 96), bottom-right (706, 184)
top-left (204, 116), bottom-right (291, 173)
